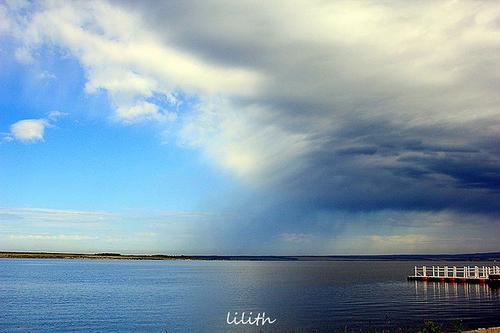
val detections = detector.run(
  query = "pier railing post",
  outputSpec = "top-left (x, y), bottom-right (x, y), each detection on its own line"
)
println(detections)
top-left (423, 266), bottom-right (427, 277)
top-left (453, 266), bottom-right (457, 278)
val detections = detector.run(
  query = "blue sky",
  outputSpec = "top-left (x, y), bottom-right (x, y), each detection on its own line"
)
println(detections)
top-left (1, 42), bottom-right (235, 211)
top-left (1, 1), bottom-right (499, 255)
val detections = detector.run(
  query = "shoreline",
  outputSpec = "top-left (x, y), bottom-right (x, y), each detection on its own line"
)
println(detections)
top-left (0, 251), bottom-right (300, 261)
top-left (1, 251), bottom-right (500, 261)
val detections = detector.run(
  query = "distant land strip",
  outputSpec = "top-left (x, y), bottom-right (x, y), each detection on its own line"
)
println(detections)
top-left (1, 251), bottom-right (500, 261)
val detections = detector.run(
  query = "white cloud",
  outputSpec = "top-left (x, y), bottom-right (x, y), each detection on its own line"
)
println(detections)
top-left (281, 233), bottom-right (314, 243)
top-left (7, 111), bottom-right (66, 143)
top-left (47, 110), bottom-right (67, 119)
top-left (5, 0), bottom-right (500, 193)
top-left (8, 0), bottom-right (261, 125)
top-left (131, 0), bottom-right (500, 186)
top-left (10, 119), bottom-right (48, 143)
top-left (4, 1), bottom-right (296, 182)
top-left (14, 47), bottom-right (33, 64)
top-left (0, 207), bottom-right (116, 221)
top-left (369, 234), bottom-right (433, 245)
top-left (0, 207), bottom-right (226, 253)
top-left (115, 101), bottom-right (176, 123)
top-left (179, 98), bottom-right (312, 183)
top-left (37, 70), bottom-right (56, 80)
top-left (8, 234), bottom-right (97, 241)
top-left (0, 4), bottom-right (10, 33)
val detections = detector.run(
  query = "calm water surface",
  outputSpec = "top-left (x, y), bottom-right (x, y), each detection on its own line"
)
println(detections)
top-left (1, 259), bottom-right (499, 332)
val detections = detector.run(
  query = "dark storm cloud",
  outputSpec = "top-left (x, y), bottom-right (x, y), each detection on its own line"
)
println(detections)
top-left (399, 153), bottom-right (500, 191)
top-left (116, 0), bottom-right (500, 218)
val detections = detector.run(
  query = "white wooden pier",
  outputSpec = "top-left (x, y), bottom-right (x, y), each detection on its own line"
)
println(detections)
top-left (408, 265), bottom-right (500, 283)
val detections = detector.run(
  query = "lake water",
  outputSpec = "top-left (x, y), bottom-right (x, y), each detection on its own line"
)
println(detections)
top-left (1, 259), bottom-right (499, 332)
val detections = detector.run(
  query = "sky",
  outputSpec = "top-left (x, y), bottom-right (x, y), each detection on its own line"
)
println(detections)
top-left (0, 0), bottom-right (499, 255)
